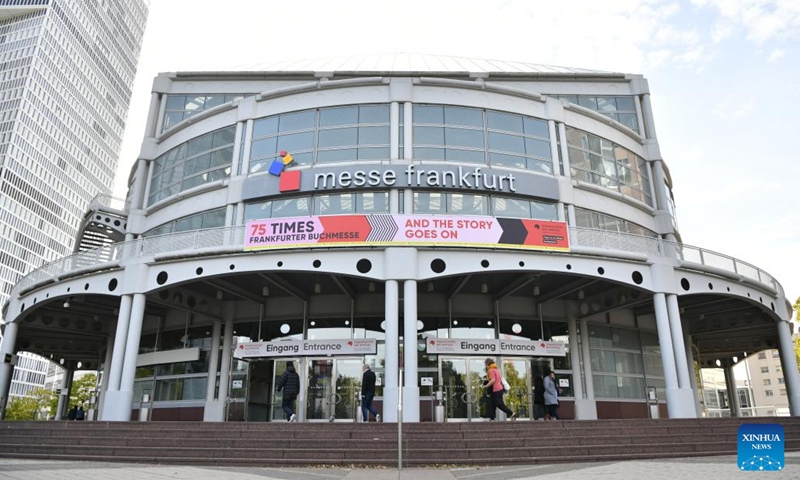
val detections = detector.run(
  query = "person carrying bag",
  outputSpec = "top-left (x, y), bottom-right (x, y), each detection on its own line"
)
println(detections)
top-left (483, 358), bottom-right (517, 421)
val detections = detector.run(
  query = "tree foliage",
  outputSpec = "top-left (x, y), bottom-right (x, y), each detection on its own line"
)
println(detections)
top-left (69, 373), bottom-right (97, 409)
top-left (5, 387), bottom-right (56, 420)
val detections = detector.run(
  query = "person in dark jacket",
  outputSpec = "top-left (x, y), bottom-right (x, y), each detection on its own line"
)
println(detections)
top-left (75, 406), bottom-right (85, 421)
top-left (276, 362), bottom-right (300, 422)
top-left (360, 364), bottom-right (380, 422)
top-left (533, 374), bottom-right (546, 420)
top-left (66, 405), bottom-right (77, 421)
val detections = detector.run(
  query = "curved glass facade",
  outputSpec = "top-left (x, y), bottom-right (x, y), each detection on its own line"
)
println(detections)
top-left (148, 126), bottom-right (236, 205)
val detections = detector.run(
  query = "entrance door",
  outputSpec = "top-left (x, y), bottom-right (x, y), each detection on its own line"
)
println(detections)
top-left (269, 359), bottom-right (299, 422)
top-left (306, 358), bottom-right (362, 422)
top-left (439, 357), bottom-right (487, 421)
top-left (502, 358), bottom-right (531, 420)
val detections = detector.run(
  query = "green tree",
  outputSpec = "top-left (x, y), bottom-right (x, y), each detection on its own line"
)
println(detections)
top-left (5, 387), bottom-right (56, 420)
top-left (69, 373), bottom-right (98, 408)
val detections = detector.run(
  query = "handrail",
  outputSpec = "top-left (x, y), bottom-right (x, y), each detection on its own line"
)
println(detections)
top-left (10, 224), bottom-right (784, 299)
top-left (89, 193), bottom-right (131, 213)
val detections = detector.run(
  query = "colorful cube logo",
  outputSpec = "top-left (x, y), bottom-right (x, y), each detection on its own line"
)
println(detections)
top-left (268, 151), bottom-right (300, 192)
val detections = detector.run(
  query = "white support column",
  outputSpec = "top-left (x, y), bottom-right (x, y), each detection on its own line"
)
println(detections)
top-left (548, 120), bottom-right (560, 174)
top-left (103, 293), bottom-right (147, 422)
top-left (557, 123), bottom-right (571, 180)
top-left (383, 280), bottom-right (399, 422)
top-left (55, 367), bottom-right (72, 421)
top-left (666, 294), bottom-right (696, 417)
top-left (777, 320), bottom-right (800, 416)
top-left (724, 364), bottom-right (741, 417)
top-left (105, 295), bottom-right (133, 394)
top-left (203, 319), bottom-right (223, 421)
top-left (403, 280), bottom-right (420, 422)
top-left (578, 318), bottom-right (595, 403)
top-left (569, 317), bottom-right (596, 419)
top-left (97, 332), bottom-right (115, 418)
top-left (212, 310), bottom-right (234, 421)
top-left (0, 320), bottom-right (19, 419)
top-left (684, 334), bottom-right (703, 418)
top-left (653, 293), bottom-right (684, 418)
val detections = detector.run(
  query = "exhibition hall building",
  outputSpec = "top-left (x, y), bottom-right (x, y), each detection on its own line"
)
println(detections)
top-left (1, 54), bottom-right (795, 423)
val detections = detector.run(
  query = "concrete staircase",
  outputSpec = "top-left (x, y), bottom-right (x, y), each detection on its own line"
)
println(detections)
top-left (0, 418), bottom-right (798, 466)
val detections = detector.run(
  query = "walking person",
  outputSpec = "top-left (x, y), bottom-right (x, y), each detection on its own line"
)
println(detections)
top-left (75, 406), bottom-right (85, 421)
top-left (360, 364), bottom-right (380, 422)
top-left (276, 361), bottom-right (300, 422)
top-left (543, 369), bottom-right (561, 420)
top-left (484, 358), bottom-right (516, 421)
top-left (66, 405), bottom-right (77, 421)
top-left (533, 374), bottom-right (546, 420)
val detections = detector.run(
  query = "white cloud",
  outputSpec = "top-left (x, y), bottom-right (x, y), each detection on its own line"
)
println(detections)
top-left (768, 48), bottom-right (787, 62)
top-left (712, 97), bottom-right (756, 118)
top-left (692, 0), bottom-right (800, 44)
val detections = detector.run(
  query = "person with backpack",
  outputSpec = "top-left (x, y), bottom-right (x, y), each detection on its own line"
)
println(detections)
top-left (483, 358), bottom-right (516, 421)
top-left (276, 361), bottom-right (300, 422)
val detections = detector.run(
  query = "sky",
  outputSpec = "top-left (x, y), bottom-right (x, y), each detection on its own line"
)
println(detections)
top-left (113, 0), bottom-right (800, 309)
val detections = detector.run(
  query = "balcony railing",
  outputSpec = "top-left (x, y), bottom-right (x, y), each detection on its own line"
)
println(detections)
top-left (11, 225), bottom-right (784, 299)
top-left (88, 194), bottom-right (131, 213)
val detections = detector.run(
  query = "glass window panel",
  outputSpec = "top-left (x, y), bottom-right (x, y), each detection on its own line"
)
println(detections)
top-left (187, 133), bottom-right (213, 158)
top-left (612, 328), bottom-right (641, 350)
top-left (213, 127), bottom-right (236, 147)
top-left (448, 193), bottom-right (488, 215)
top-left (318, 127), bottom-right (357, 148)
top-left (528, 158), bottom-right (553, 175)
top-left (525, 138), bottom-right (551, 159)
top-left (253, 117), bottom-right (279, 138)
top-left (291, 152), bottom-right (313, 166)
top-left (615, 97), bottom-right (635, 110)
top-left (358, 126), bottom-right (389, 145)
top-left (489, 152), bottom-right (526, 169)
top-left (588, 325), bottom-right (613, 348)
top-left (202, 209), bottom-right (226, 228)
top-left (244, 201), bottom-right (271, 221)
top-left (210, 147), bottom-right (233, 168)
top-left (617, 376), bottom-right (645, 399)
top-left (175, 213), bottom-right (204, 232)
top-left (445, 148), bottom-right (484, 163)
top-left (319, 106), bottom-right (358, 126)
top-left (444, 106), bottom-right (483, 127)
top-left (530, 201), bottom-right (558, 220)
top-left (487, 111), bottom-right (523, 133)
top-left (578, 96), bottom-right (598, 110)
top-left (593, 375), bottom-right (619, 398)
top-left (414, 105), bottom-right (444, 124)
top-left (184, 153), bottom-right (210, 176)
top-left (618, 113), bottom-right (638, 130)
top-left (317, 148), bottom-right (357, 163)
top-left (568, 147), bottom-right (590, 169)
top-left (591, 350), bottom-right (616, 373)
top-left (185, 96), bottom-right (205, 111)
top-left (270, 197), bottom-right (310, 217)
top-left (315, 194), bottom-right (355, 215)
top-left (604, 113), bottom-right (620, 123)
top-left (207, 167), bottom-right (230, 182)
top-left (181, 175), bottom-right (206, 191)
top-left (277, 131), bottom-right (315, 153)
top-left (414, 126), bottom-right (444, 145)
top-left (357, 147), bottom-right (389, 160)
top-left (279, 110), bottom-right (315, 132)
top-left (163, 111), bottom-right (184, 130)
top-left (523, 117), bottom-right (549, 138)
top-left (204, 95), bottom-right (224, 109)
top-left (489, 132), bottom-right (525, 154)
top-left (359, 104), bottom-right (390, 123)
top-left (357, 192), bottom-right (389, 213)
top-left (643, 354), bottom-right (664, 377)
top-left (492, 197), bottom-right (529, 218)
top-left (596, 96), bottom-right (617, 112)
top-left (614, 351), bottom-right (644, 374)
top-left (413, 192), bottom-right (445, 214)
top-left (561, 95), bottom-right (578, 104)
top-left (249, 159), bottom-right (269, 174)
top-left (414, 147), bottom-right (445, 160)
top-left (165, 95), bottom-right (185, 110)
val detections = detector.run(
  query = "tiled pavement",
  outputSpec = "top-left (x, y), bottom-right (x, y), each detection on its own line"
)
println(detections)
top-left (2, 453), bottom-right (800, 480)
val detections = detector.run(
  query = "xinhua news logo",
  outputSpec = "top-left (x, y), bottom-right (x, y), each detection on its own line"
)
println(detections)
top-left (738, 424), bottom-right (784, 471)
top-left (269, 150), bottom-right (299, 192)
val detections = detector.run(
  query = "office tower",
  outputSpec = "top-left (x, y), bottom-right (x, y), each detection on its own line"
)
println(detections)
top-left (0, 0), bottom-right (148, 305)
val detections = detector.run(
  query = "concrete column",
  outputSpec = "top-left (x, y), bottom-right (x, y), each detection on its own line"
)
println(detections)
top-left (556, 202), bottom-right (566, 222)
top-left (569, 317), bottom-right (595, 419)
top-left (55, 367), bottom-right (72, 421)
top-left (777, 320), bottom-right (800, 416)
top-left (146, 91), bottom-right (161, 138)
top-left (653, 293), bottom-right (684, 418)
top-left (0, 320), bottom-right (19, 419)
top-left (212, 310), bottom-right (234, 421)
top-left (104, 295), bottom-right (133, 395)
top-left (97, 332), bottom-right (115, 418)
top-left (547, 120), bottom-right (560, 175)
top-left (101, 293), bottom-right (146, 421)
top-left (383, 280), bottom-right (399, 422)
top-left (403, 280), bottom-right (420, 422)
top-left (684, 334), bottom-right (703, 418)
top-left (578, 319), bottom-right (595, 402)
top-left (666, 294), bottom-right (696, 417)
top-left (203, 319), bottom-right (223, 421)
top-left (724, 365), bottom-right (741, 417)
top-left (640, 94), bottom-right (659, 140)
top-left (557, 123), bottom-right (571, 180)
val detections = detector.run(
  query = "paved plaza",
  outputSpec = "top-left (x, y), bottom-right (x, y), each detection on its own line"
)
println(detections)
top-left (2, 453), bottom-right (800, 480)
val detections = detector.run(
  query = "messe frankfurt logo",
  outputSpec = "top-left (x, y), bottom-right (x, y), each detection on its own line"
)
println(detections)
top-left (269, 151), bottom-right (300, 192)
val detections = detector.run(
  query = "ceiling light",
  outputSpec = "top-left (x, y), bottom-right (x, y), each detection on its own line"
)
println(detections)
top-left (577, 290), bottom-right (584, 299)
top-left (216, 291), bottom-right (224, 300)
top-left (262, 286), bottom-right (270, 296)
top-left (427, 282), bottom-right (434, 292)
top-left (481, 283), bottom-right (488, 294)
top-left (314, 283), bottom-right (321, 294)
top-left (533, 285), bottom-right (540, 296)
top-left (368, 282), bottom-right (375, 292)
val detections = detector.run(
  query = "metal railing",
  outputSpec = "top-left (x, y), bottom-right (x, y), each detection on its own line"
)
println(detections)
top-left (88, 194), bottom-right (131, 213)
top-left (11, 225), bottom-right (784, 299)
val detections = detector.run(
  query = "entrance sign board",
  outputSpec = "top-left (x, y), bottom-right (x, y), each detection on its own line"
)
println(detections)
top-left (234, 339), bottom-right (377, 359)
top-left (426, 338), bottom-right (566, 357)
top-left (245, 215), bottom-right (569, 252)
